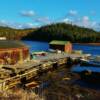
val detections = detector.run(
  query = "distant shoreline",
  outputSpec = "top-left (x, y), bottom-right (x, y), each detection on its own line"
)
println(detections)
top-left (75, 43), bottom-right (100, 46)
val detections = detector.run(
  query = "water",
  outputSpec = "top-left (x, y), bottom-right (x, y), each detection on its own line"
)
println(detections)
top-left (23, 41), bottom-right (49, 53)
top-left (23, 40), bottom-right (100, 56)
top-left (71, 65), bottom-right (100, 73)
top-left (73, 44), bottom-right (100, 55)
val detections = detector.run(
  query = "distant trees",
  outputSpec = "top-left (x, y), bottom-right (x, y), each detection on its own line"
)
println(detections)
top-left (0, 26), bottom-right (34, 40)
top-left (0, 23), bottom-right (100, 43)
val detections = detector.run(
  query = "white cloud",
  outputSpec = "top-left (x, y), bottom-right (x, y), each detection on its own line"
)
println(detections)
top-left (34, 17), bottom-right (51, 24)
top-left (63, 10), bottom-right (100, 31)
top-left (62, 18), bottom-right (72, 24)
top-left (62, 16), bottom-right (100, 31)
top-left (83, 16), bottom-right (89, 21)
top-left (0, 20), bottom-right (8, 27)
top-left (20, 23), bottom-right (39, 29)
top-left (68, 10), bottom-right (77, 16)
top-left (0, 16), bottom-right (52, 29)
top-left (63, 18), bottom-right (70, 22)
top-left (82, 16), bottom-right (90, 27)
top-left (0, 20), bottom-right (38, 29)
top-left (20, 10), bottom-right (35, 17)
top-left (13, 23), bottom-right (34, 29)
top-left (11, 22), bottom-right (38, 29)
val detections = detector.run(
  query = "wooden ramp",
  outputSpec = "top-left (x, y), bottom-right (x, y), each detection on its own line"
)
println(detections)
top-left (0, 53), bottom-right (84, 91)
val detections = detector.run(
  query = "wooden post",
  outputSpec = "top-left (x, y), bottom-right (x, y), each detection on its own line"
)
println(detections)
top-left (0, 81), bottom-right (6, 92)
top-left (19, 49), bottom-right (23, 63)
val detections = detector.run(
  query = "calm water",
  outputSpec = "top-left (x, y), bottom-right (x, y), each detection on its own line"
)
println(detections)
top-left (23, 40), bottom-right (100, 56)
top-left (73, 44), bottom-right (100, 56)
top-left (23, 41), bottom-right (49, 53)
top-left (71, 65), bottom-right (100, 73)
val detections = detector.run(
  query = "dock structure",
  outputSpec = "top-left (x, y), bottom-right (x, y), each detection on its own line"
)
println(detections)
top-left (0, 52), bottom-right (85, 92)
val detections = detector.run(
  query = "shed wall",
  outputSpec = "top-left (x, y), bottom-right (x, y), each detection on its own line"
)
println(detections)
top-left (65, 43), bottom-right (72, 53)
top-left (49, 43), bottom-right (72, 53)
top-left (0, 47), bottom-right (30, 65)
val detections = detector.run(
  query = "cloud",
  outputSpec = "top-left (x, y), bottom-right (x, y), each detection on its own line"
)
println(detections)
top-left (0, 20), bottom-right (39, 29)
top-left (34, 17), bottom-right (51, 24)
top-left (12, 23), bottom-right (34, 29)
top-left (20, 10), bottom-right (35, 17)
top-left (63, 10), bottom-right (99, 30)
top-left (62, 18), bottom-right (72, 24)
top-left (0, 20), bottom-right (8, 27)
top-left (81, 16), bottom-right (90, 27)
top-left (62, 16), bottom-right (100, 31)
top-left (73, 16), bottom-right (95, 28)
top-left (0, 16), bottom-right (52, 29)
top-left (10, 22), bottom-right (39, 29)
top-left (67, 10), bottom-right (78, 16)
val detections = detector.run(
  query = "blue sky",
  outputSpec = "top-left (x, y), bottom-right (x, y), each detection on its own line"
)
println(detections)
top-left (0, 0), bottom-right (100, 30)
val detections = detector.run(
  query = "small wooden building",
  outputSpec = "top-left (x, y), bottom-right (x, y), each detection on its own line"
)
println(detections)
top-left (0, 40), bottom-right (30, 65)
top-left (49, 40), bottom-right (72, 53)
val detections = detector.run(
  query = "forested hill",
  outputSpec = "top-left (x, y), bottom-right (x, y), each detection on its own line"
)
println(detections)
top-left (0, 26), bottom-right (35, 40)
top-left (22, 23), bottom-right (100, 43)
top-left (0, 23), bottom-right (100, 43)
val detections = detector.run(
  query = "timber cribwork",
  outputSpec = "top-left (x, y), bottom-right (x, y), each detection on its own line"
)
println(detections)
top-left (0, 53), bottom-right (84, 91)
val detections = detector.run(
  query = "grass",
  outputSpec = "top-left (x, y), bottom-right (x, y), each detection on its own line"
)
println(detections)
top-left (0, 88), bottom-right (43, 100)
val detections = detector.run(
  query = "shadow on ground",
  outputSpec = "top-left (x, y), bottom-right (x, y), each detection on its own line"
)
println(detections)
top-left (73, 79), bottom-right (100, 91)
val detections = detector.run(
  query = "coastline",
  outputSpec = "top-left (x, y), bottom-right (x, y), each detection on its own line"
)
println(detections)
top-left (75, 43), bottom-right (100, 46)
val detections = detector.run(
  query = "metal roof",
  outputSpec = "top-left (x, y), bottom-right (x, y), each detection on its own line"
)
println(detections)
top-left (0, 40), bottom-right (28, 49)
top-left (49, 40), bottom-right (70, 45)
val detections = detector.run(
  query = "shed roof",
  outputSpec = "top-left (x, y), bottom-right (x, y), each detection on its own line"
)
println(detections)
top-left (0, 40), bottom-right (27, 49)
top-left (49, 40), bottom-right (70, 45)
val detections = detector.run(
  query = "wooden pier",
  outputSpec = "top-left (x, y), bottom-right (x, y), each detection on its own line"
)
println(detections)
top-left (0, 52), bottom-right (85, 92)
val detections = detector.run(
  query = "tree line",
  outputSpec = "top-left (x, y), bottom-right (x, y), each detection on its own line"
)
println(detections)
top-left (0, 23), bottom-right (100, 43)
top-left (0, 26), bottom-right (34, 40)
top-left (23, 23), bottom-right (100, 43)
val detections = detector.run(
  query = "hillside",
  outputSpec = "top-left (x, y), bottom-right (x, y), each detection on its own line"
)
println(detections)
top-left (0, 26), bottom-right (35, 40)
top-left (22, 23), bottom-right (100, 43)
top-left (0, 23), bottom-right (100, 43)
